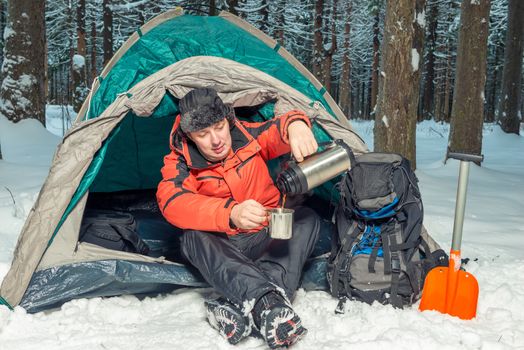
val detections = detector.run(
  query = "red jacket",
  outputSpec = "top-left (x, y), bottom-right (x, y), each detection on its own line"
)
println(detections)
top-left (157, 110), bottom-right (311, 235)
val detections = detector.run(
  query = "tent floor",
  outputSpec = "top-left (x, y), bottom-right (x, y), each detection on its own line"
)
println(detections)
top-left (20, 190), bottom-right (333, 313)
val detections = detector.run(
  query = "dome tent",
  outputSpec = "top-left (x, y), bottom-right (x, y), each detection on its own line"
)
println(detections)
top-left (0, 9), bottom-right (367, 313)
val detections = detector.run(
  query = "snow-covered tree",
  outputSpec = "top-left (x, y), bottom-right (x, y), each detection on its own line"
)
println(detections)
top-left (0, 0), bottom-right (46, 125)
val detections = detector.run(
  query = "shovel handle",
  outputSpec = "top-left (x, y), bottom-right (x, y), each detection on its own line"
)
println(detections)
top-left (448, 152), bottom-right (483, 251)
top-left (447, 152), bottom-right (484, 163)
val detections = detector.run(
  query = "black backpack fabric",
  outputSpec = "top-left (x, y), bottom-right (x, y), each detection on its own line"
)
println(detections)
top-left (79, 209), bottom-right (150, 255)
top-left (327, 152), bottom-right (447, 312)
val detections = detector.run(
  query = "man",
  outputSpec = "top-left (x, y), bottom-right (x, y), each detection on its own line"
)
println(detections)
top-left (157, 87), bottom-right (320, 348)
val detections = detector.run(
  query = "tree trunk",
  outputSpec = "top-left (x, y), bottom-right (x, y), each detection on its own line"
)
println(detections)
top-left (209, 0), bottom-right (216, 16)
top-left (0, 0), bottom-right (6, 70)
top-left (485, 42), bottom-right (503, 122)
top-left (138, 3), bottom-right (145, 25)
top-left (448, 0), bottom-right (491, 161)
top-left (442, 46), bottom-right (452, 123)
top-left (73, 0), bottom-right (87, 113)
top-left (338, 0), bottom-right (352, 117)
top-left (273, 0), bottom-right (285, 46)
top-left (77, 0), bottom-right (86, 56)
top-left (260, 0), bottom-right (269, 34)
top-left (229, 0), bottom-right (239, 16)
top-left (422, 0), bottom-right (438, 120)
top-left (370, 12), bottom-right (380, 115)
top-left (374, 0), bottom-right (423, 169)
top-left (102, 0), bottom-right (113, 67)
top-left (90, 20), bottom-right (97, 84)
top-left (312, 0), bottom-right (324, 81)
top-left (0, 0), bottom-right (46, 125)
top-left (323, 0), bottom-right (338, 94)
top-left (413, 0), bottom-right (426, 125)
top-left (497, 0), bottom-right (524, 135)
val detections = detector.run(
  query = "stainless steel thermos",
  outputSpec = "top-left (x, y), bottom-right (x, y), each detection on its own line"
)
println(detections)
top-left (276, 139), bottom-right (352, 195)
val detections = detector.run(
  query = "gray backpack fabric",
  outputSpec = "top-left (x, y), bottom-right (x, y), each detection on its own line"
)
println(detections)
top-left (327, 152), bottom-right (447, 312)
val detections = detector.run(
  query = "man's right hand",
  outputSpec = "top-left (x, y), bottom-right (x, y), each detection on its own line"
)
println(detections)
top-left (230, 199), bottom-right (268, 230)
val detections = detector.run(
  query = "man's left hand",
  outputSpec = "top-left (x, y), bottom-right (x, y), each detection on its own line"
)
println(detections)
top-left (288, 121), bottom-right (318, 162)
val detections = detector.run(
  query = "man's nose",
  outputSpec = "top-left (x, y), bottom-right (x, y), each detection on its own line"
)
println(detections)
top-left (210, 131), bottom-right (220, 145)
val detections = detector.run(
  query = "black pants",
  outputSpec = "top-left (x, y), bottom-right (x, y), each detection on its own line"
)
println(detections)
top-left (180, 206), bottom-right (320, 311)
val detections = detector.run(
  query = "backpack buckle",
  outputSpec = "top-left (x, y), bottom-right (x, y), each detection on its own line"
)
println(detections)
top-left (391, 253), bottom-right (401, 273)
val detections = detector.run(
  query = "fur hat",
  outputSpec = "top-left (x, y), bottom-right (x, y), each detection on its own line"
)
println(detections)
top-left (179, 88), bottom-right (235, 133)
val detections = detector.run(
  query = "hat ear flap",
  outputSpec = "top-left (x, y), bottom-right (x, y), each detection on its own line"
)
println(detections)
top-left (225, 105), bottom-right (236, 128)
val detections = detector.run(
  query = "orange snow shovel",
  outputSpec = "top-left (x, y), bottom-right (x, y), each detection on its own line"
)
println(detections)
top-left (419, 152), bottom-right (483, 320)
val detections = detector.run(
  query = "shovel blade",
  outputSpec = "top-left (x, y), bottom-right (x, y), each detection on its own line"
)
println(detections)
top-left (419, 266), bottom-right (479, 320)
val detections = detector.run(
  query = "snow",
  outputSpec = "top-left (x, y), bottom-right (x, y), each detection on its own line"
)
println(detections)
top-left (1, 113), bottom-right (524, 349)
top-left (43, 104), bottom-right (77, 137)
top-left (416, 10), bottom-right (426, 28)
top-left (382, 115), bottom-right (389, 127)
top-left (3, 26), bottom-right (15, 40)
top-left (72, 55), bottom-right (85, 71)
top-left (412, 48), bottom-right (420, 72)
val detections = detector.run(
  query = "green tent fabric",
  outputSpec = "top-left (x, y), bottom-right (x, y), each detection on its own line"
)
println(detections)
top-left (85, 15), bottom-right (336, 121)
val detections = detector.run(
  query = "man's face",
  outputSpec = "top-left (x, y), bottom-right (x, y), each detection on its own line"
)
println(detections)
top-left (188, 118), bottom-right (232, 162)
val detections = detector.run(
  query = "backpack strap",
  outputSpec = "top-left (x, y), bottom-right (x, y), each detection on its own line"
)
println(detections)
top-left (111, 223), bottom-right (150, 255)
top-left (329, 220), bottom-right (360, 299)
top-left (387, 221), bottom-right (404, 309)
top-left (368, 226), bottom-right (382, 273)
top-left (389, 250), bottom-right (403, 308)
top-left (380, 229), bottom-right (392, 275)
top-left (335, 296), bottom-right (348, 314)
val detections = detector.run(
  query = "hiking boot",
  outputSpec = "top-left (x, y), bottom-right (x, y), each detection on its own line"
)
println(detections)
top-left (253, 292), bottom-right (308, 349)
top-left (205, 297), bottom-right (252, 345)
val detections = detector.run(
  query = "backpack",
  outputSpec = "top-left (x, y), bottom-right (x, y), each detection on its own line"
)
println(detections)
top-left (80, 209), bottom-right (150, 255)
top-left (327, 151), bottom-right (447, 313)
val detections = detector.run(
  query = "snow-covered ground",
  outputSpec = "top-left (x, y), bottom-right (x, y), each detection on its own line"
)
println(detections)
top-left (0, 109), bottom-right (523, 349)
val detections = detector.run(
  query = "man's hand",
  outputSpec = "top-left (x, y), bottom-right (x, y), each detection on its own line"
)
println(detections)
top-left (230, 199), bottom-right (268, 230)
top-left (288, 121), bottom-right (318, 162)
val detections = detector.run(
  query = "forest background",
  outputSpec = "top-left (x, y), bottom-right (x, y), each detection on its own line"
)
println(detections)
top-left (0, 0), bottom-right (521, 168)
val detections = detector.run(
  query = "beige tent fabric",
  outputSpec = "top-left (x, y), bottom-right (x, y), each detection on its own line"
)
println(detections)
top-left (126, 55), bottom-right (368, 153)
top-left (0, 96), bottom-right (130, 307)
top-left (0, 56), bottom-right (368, 308)
top-left (37, 193), bottom-right (89, 270)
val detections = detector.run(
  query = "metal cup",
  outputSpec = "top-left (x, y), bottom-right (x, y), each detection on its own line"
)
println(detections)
top-left (268, 208), bottom-right (294, 240)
